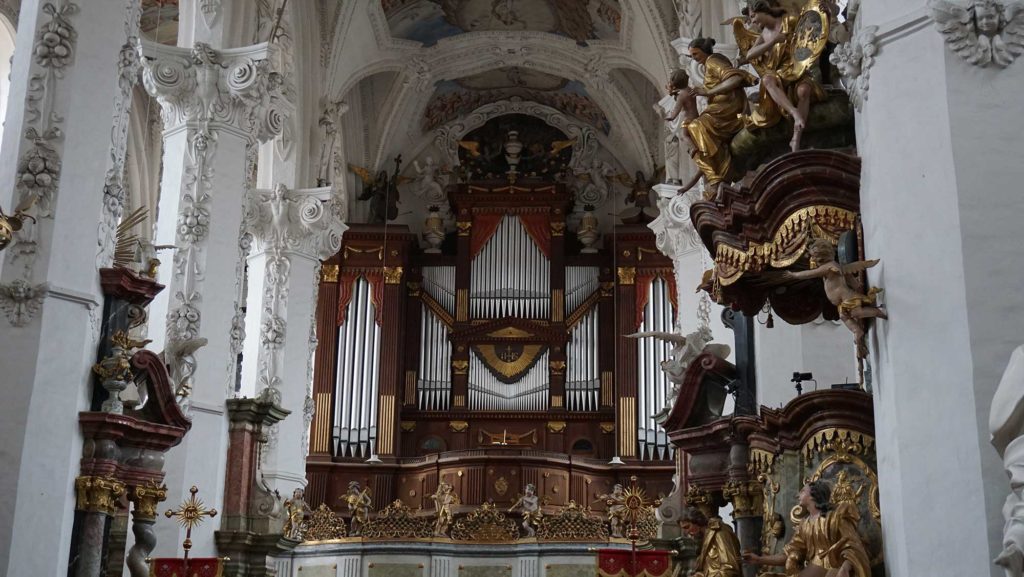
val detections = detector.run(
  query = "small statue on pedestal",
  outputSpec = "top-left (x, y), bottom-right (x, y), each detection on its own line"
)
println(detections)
top-left (283, 488), bottom-right (311, 541)
top-left (742, 480), bottom-right (871, 577)
top-left (508, 483), bottom-right (541, 537)
top-left (431, 481), bottom-right (459, 537)
top-left (342, 481), bottom-right (373, 536)
top-left (783, 238), bottom-right (886, 358)
top-left (596, 483), bottom-right (628, 538)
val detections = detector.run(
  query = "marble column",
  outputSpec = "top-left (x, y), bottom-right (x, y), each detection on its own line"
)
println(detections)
top-left (0, 1), bottom-right (142, 575)
top-left (241, 184), bottom-right (344, 494)
top-left (854, 2), bottom-right (1024, 575)
top-left (138, 39), bottom-right (286, 557)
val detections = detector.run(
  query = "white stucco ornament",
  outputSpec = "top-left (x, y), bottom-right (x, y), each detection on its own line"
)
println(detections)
top-left (929, 0), bottom-right (1024, 68)
top-left (992, 345), bottom-right (1024, 577)
top-left (830, 25), bottom-right (878, 111)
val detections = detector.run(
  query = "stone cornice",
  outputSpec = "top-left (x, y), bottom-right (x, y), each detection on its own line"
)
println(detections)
top-left (138, 40), bottom-right (288, 142)
top-left (244, 184), bottom-right (346, 261)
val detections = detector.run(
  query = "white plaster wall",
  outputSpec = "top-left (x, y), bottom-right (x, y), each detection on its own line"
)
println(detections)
top-left (856, 3), bottom-right (997, 574)
top-left (755, 319), bottom-right (859, 410)
top-left (945, 34), bottom-right (1024, 573)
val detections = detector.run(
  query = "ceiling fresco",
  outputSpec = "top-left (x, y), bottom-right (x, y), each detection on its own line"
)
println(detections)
top-left (382, 0), bottom-right (622, 47)
top-left (423, 68), bottom-right (611, 134)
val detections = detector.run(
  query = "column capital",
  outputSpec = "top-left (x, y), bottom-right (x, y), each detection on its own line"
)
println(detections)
top-left (243, 184), bottom-right (346, 261)
top-left (138, 40), bottom-right (288, 142)
top-left (648, 185), bottom-right (701, 260)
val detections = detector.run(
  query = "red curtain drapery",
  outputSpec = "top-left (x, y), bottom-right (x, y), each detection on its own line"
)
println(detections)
top-left (634, 272), bottom-right (678, 330)
top-left (517, 213), bottom-right (552, 258)
top-left (596, 549), bottom-right (671, 577)
top-left (149, 558), bottom-right (224, 577)
top-left (364, 271), bottom-right (385, 326)
top-left (336, 272), bottom-right (359, 326)
top-left (469, 212), bottom-right (505, 260)
top-left (336, 272), bottom-right (387, 327)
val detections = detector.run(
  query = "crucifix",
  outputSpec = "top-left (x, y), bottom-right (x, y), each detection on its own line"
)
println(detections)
top-left (165, 485), bottom-right (218, 576)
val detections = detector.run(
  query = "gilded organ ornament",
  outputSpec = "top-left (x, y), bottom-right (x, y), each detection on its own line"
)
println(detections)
top-left (303, 504), bottom-right (348, 541)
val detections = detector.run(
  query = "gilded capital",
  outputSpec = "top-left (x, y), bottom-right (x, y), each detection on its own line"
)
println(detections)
top-left (75, 476), bottom-right (127, 516)
top-left (722, 480), bottom-right (763, 518)
top-left (383, 266), bottom-right (404, 284)
top-left (138, 40), bottom-right (290, 142)
top-left (130, 483), bottom-right (169, 521)
top-left (617, 267), bottom-right (636, 285)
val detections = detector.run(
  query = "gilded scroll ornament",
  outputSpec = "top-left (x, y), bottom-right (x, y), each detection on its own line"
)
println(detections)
top-left (361, 499), bottom-right (434, 539)
top-left (547, 421), bottom-right (567, 433)
top-left (449, 420), bottom-right (470, 433)
top-left (451, 502), bottom-right (518, 542)
top-left (452, 360), bottom-right (469, 375)
top-left (617, 267), bottom-right (637, 285)
top-left (714, 207), bottom-right (857, 286)
top-left (536, 500), bottom-right (609, 541)
top-left (303, 503), bottom-right (348, 541)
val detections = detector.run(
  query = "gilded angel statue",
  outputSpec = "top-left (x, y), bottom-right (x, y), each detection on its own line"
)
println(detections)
top-left (928, 0), bottom-right (1024, 68)
top-left (729, 0), bottom-right (830, 151)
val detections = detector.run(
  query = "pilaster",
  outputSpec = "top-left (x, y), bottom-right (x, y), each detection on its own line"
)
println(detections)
top-left (0, 1), bottom-right (143, 575)
top-left (241, 184), bottom-right (344, 493)
top-left (137, 38), bottom-right (287, 558)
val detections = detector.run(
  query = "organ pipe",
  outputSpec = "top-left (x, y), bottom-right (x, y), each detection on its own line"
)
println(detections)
top-left (468, 349), bottom-right (549, 411)
top-left (470, 215), bottom-right (550, 320)
top-left (636, 277), bottom-right (675, 461)
top-left (567, 306), bottom-right (600, 412)
top-left (417, 306), bottom-right (452, 411)
top-left (334, 277), bottom-right (381, 459)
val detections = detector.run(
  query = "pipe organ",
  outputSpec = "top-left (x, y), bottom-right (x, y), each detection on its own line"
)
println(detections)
top-left (308, 181), bottom-right (678, 511)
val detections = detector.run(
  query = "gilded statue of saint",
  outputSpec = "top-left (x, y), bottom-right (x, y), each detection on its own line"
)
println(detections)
top-left (684, 37), bottom-right (756, 200)
top-left (680, 508), bottom-right (742, 577)
top-left (743, 480), bottom-right (871, 577)
top-left (342, 481), bottom-right (373, 536)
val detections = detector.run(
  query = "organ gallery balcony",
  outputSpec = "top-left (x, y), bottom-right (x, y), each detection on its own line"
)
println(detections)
top-left (690, 150), bottom-right (862, 325)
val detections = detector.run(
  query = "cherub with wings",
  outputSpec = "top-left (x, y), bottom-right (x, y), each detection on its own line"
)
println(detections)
top-left (929, 0), bottom-right (1024, 68)
top-left (784, 238), bottom-right (886, 358)
top-left (0, 195), bottom-right (37, 253)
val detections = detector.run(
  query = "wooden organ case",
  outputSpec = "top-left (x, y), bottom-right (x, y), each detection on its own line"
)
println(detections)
top-left (307, 179), bottom-right (678, 518)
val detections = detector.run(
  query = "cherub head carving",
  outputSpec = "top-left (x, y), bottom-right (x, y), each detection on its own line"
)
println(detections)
top-left (973, 0), bottom-right (1003, 36)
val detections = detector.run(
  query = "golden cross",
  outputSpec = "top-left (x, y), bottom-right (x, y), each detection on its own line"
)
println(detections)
top-left (165, 485), bottom-right (218, 575)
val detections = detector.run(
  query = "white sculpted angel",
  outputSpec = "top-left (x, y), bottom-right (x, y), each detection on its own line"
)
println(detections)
top-left (625, 326), bottom-right (731, 405)
top-left (411, 156), bottom-right (449, 204)
top-left (928, 0), bottom-right (1024, 67)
